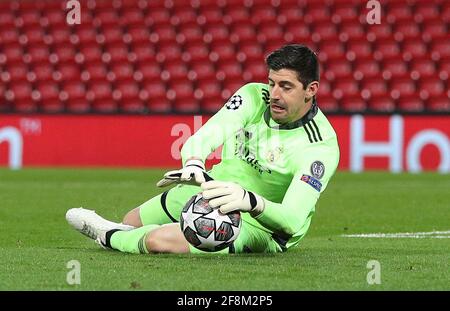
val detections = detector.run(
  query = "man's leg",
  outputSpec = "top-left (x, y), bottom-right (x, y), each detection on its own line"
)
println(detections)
top-left (107, 223), bottom-right (190, 254)
top-left (122, 184), bottom-right (201, 228)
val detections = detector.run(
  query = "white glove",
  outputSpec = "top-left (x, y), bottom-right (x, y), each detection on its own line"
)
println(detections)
top-left (201, 181), bottom-right (265, 216)
top-left (156, 159), bottom-right (211, 187)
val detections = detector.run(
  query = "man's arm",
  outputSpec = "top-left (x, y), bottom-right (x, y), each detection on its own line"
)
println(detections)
top-left (203, 145), bottom-right (339, 239)
top-left (180, 83), bottom-right (262, 164)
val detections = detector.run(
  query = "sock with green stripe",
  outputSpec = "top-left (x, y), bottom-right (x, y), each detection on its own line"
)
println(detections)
top-left (107, 224), bottom-right (160, 254)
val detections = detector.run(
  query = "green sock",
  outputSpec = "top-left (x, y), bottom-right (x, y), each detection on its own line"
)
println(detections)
top-left (108, 224), bottom-right (159, 254)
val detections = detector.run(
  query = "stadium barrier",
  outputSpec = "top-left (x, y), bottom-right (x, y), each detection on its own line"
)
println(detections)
top-left (0, 115), bottom-right (448, 172)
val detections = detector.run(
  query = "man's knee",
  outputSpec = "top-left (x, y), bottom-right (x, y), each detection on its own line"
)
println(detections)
top-left (145, 225), bottom-right (189, 254)
top-left (122, 208), bottom-right (143, 227)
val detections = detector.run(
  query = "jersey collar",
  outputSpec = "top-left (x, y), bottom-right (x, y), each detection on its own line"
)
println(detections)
top-left (264, 98), bottom-right (318, 130)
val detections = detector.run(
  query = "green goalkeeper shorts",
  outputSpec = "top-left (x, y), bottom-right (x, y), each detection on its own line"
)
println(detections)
top-left (138, 184), bottom-right (284, 254)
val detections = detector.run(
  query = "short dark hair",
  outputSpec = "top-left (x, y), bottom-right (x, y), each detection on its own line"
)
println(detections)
top-left (265, 44), bottom-right (320, 89)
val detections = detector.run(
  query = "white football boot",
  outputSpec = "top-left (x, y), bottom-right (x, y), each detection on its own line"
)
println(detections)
top-left (66, 207), bottom-right (134, 248)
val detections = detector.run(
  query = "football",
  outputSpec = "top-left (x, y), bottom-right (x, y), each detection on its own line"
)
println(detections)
top-left (180, 193), bottom-right (242, 252)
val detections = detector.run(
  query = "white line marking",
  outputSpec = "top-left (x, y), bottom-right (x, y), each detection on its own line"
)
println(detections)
top-left (342, 230), bottom-right (450, 239)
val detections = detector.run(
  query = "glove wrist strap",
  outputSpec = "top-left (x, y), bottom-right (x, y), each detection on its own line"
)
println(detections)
top-left (185, 159), bottom-right (205, 170)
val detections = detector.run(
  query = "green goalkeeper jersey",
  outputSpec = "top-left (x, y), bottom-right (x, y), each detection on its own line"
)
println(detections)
top-left (181, 83), bottom-right (340, 249)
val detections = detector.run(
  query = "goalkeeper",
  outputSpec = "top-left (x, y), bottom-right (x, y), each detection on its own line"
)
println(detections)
top-left (66, 44), bottom-right (340, 254)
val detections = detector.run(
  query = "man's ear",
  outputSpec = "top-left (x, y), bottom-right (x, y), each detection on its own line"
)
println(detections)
top-left (305, 81), bottom-right (319, 102)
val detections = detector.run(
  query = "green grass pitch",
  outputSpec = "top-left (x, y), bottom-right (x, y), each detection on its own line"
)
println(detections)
top-left (0, 168), bottom-right (449, 290)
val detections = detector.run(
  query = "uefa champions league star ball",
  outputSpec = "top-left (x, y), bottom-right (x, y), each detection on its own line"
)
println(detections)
top-left (180, 193), bottom-right (242, 252)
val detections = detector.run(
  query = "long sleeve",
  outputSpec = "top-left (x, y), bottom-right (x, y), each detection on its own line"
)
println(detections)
top-left (253, 144), bottom-right (339, 239)
top-left (180, 83), bottom-right (265, 165)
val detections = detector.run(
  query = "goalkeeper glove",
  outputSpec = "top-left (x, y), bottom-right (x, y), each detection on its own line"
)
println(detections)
top-left (156, 159), bottom-right (212, 187)
top-left (201, 181), bottom-right (265, 216)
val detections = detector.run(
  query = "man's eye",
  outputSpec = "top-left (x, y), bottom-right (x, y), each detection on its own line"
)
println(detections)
top-left (283, 86), bottom-right (291, 91)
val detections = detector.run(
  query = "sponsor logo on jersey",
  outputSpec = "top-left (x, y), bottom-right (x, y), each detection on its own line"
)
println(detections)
top-left (225, 95), bottom-right (243, 110)
top-left (311, 161), bottom-right (325, 179)
top-left (300, 174), bottom-right (322, 192)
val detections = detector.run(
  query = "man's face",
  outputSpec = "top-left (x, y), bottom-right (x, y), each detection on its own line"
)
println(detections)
top-left (268, 69), bottom-right (318, 124)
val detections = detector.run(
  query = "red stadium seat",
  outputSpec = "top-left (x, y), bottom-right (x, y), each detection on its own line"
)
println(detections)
top-left (317, 95), bottom-right (339, 113)
top-left (1, 27), bottom-right (19, 44)
top-left (88, 81), bottom-right (117, 113)
top-left (366, 24), bottom-right (393, 41)
top-left (32, 63), bottom-right (55, 82)
top-left (158, 43), bottom-right (183, 62)
top-left (141, 82), bottom-right (167, 100)
top-left (340, 95), bottom-right (367, 113)
top-left (390, 78), bottom-right (417, 97)
top-left (394, 23), bottom-right (421, 41)
top-left (204, 24), bottom-right (230, 43)
top-left (83, 63), bottom-right (108, 82)
top-left (339, 22), bottom-right (365, 41)
top-left (197, 80), bottom-right (222, 100)
top-left (324, 60), bottom-right (352, 80)
top-left (28, 43), bottom-right (50, 64)
top-left (210, 42), bottom-right (235, 62)
top-left (80, 45), bottom-right (103, 64)
top-left (179, 22), bottom-right (203, 42)
top-left (415, 3), bottom-right (440, 21)
top-left (252, 6), bottom-right (277, 24)
top-left (382, 59), bottom-right (408, 79)
top-left (200, 94), bottom-right (224, 113)
top-left (223, 80), bottom-right (244, 95)
top-left (53, 44), bottom-right (77, 64)
top-left (110, 62), bottom-right (134, 82)
top-left (419, 78), bottom-right (446, 97)
top-left (7, 81), bottom-right (37, 113)
top-left (3, 43), bottom-right (24, 64)
top-left (96, 9), bottom-right (118, 27)
top-left (36, 81), bottom-right (64, 113)
top-left (225, 7), bottom-right (250, 24)
top-left (61, 81), bottom-right (90, 113)
top-left (5, 63), bottom-right (28, 81)
top-left (243, 61), bottom-right (267, 82)
top-left (216, 61), bottom-right (243, 80)
top-left (427, 95), bottom-right (450, 112)
top-left (313, 22), bottom-right (338, 42)
top-left (165, 62), bottom-right (189, 82)
top-left (198, 7), bottom-right (224, 24)
top-left (430, 41), bottom-right (450, 60)
top-left (410, 58), bottom-right (436, 79)
top-left (105, 43), bottom-right (129, 63)
top-left (397, 95), bottom-right (424, 112)
top-left (257, 24), bottom-right (284, 43)
top-left (239, 43), bottom-right (263, 62)
top-left (305, 5), bottom-right (330, 23)
top-left (368, 96), bottom-right (396, 112)
top-left (318, 40), bottom-right (346, 62)
top-left (422, 20), bottom-right (447, 41)
top-left (346, 40), bottom-right (373, 60)
top-left (333, 79), bottom-right (360, 98)
top-left (127, 26), bottom-right (150, 44)
top-left (374, 41), bottom-right (401, 60)
top-left (386, 3), bottom-right (413, 23)
top-left (402, 39), bottom-right (428, 60)
top-left (361, 78), bottom-right (388, 97)
top-left (132, 42), bottom-right (156, 63)
top-left (190, 63), bottom-right (216, 81)
top-left (115, 81), bottom-right (145, 113)
top-left (332, 3), bottom-right (359, 22)
top-left (48, 28), bottom-right (71, 45)
top-left (121, 8), bottom-right (145, 27)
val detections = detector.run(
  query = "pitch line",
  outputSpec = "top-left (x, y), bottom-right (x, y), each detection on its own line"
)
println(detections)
top-left (341, 230), bottom-right (450, 239)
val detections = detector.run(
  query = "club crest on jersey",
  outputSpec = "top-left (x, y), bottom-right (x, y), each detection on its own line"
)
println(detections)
top-left (225, 95), bottom-right (243, 110)
top-left (300, 174), bottom-right (322, 192)
top-left (311, 161), bottom-right (325, 179)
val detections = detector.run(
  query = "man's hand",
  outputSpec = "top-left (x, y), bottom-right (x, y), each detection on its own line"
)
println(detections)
top-left (201, 181), bottom-right (265, 216)
top-left (156, 159), bottom-right (211, 187)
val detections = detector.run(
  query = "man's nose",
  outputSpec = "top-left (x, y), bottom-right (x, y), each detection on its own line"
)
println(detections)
top-left (270, 86), bottom-right (280, 100)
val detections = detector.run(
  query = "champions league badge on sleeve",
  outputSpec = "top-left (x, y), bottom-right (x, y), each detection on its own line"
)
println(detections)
top-left (225, 95), bottom-right (243, 110)
top-left (300, 175), bottom-right (322, 192)
top-left (311, 161), bottom-right (325, 179)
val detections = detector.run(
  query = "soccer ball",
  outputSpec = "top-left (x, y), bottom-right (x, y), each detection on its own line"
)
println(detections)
top-left (180, 193), bottom-right (242, 252)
